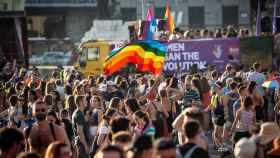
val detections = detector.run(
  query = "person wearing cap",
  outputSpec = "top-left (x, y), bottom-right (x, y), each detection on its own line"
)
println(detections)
top-left (251, 122), bottom-right (280, 158)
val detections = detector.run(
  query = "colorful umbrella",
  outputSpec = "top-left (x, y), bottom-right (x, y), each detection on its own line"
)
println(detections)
top-left (262, 80), bottom-right (279, 89)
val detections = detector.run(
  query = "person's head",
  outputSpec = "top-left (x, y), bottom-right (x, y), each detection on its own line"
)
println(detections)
top-left (109, 97), bottom-right (121, 110)
top-left (213, 81), bottom-right (223, 95)
top-left (94, 145), bottom-right (124, 158)
top-left (112, 131), bottom-right (132, 150)
top-left (225, 78), bottom-right (233, 88)
top-left (32, 100), bottom-right (47, 122)
top-left (148, 79), bottom-right (155, 88)
top-left (28, 90), bottom-right (38, 102)
top-left (155, 138), bottom-right (176, 158)
top-left (45, 141), bottom-right (71, 158)
top-left (65, 95), bottom-right (75, 108)
top-left (191, 78), bottom-right (202, 92)
top-left (168, 77), bottom-right (178, 88)
top-left (43, 94), bottom-right (53, 106)
top-left (0, 128), bottom-right (25, 157)
top-left (133, 110), bottom-right (150, 130)
top-left (64, 85), bottom-right (72, 96)
top-left (51, 71), bottom-right (59, 79)
top-left (184, 107), bottom-right (204, 128)
top-left (159, 89), bottom-right (168, 99)
top-left (103, 108), bottom-right (118, 123)
top-left (45, 82), bottom-right (56, 95)
top-left (234, 138), bottom-right (256, 158)
top-left (73, 84), bottom-right (84, 95)
top-left (131, 135), bottom-right (154, 158)
top-left (17, 94), bottom-right (25, 106)
top-left (60, 109), bottom-right (69, 119)
top-left (184, 76), bottom-right (192, 90)
top-left (124, 98), bottom-right (140, 115)
top-left (107, 81), bottom-right (117, 92)
top-left (225, 64), bottom-right (233, 72)
top-left (229, 81), bottom-right (238, 91)
top-left (90, 95), bottom-right (102, 109)
top-left (183, 120), bottom-right (201, 140)
top-left (55, 79), bottom-right (62, 87)
top-left (47, 109), bottom-right (59, 124)
top-left (96, 76), bottom-right (104, 85)
top-left (241, 96), bottom-right (253, 110)
top-left (238, 86), bottom-right (248, 98)
top-left (15, 82), bottom-right (24, 93)
top-left (50, 90), bottom-right (60, 102)
top-left (253, 62), bottom-right (261, 72)
top-left (75, 95), bottom-right (85, 110)
top-left (211, 71), bottom-right (219, 80)
top-left (248, 81), bottom-right (256, 94)
top-left (110, 116), bottom-right (130, 135)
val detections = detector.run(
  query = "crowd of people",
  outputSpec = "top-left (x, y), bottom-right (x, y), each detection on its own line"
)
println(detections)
top-left (0, 59), bottom-right (280, 158)
top-left (153, 26), bottom-right (258, 41)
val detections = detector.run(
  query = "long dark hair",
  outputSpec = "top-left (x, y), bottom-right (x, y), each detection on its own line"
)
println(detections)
top-left (241, 96), bottom-right (253, 110)
top-left (192, 78), bottom-right (203, 100)
top-left (248, 81), bottom-right (256, 94)
top-left (134, 110), bottom-right (150, 130)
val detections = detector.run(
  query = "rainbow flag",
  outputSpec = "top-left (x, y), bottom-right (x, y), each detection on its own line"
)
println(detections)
top-left (103, 40), bottom-right (167, 75)
top-left (165, 3), bottom-right (175, 33)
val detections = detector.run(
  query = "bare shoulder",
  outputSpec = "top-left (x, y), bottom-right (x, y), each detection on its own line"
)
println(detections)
top-left (53, 123), bottom-right (64, 132)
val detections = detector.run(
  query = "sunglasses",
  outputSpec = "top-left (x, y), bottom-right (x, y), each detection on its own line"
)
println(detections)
top-left (36, 109), bottom-right (46, 112)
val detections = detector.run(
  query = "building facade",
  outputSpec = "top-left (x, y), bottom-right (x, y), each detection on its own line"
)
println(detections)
top-left (25, 0), bottom-right (252, 42)
top-left (117, 0), bottom-right (251, 30)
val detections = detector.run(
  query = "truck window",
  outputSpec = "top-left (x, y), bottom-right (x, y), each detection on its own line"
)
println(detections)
top-left (87, 48), bottom-right (100, 60)
top-left (80, 48), bottom-right (87, 67)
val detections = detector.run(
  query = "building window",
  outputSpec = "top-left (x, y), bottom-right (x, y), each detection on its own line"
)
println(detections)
top-left (222, 6), bottom-right (239, 26)
top-left (155, 7), bottom-right (165, 19)
top-left (121, 8), bottom-right (136, 21)
top-left (188, 7), bottom-right (205, 28)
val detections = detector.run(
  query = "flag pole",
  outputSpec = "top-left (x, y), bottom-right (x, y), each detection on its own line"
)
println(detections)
top-left (256, 0), bottom-right (261, 36)
top-left (273, 0), bottom-right (277, 34)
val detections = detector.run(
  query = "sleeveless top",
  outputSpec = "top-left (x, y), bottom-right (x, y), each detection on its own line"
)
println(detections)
top-left (236, 110), bottom-right (254, 132)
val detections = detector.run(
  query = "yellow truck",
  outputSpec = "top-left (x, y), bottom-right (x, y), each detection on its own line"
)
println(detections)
top-left (76, 40), bottom-right (123, 76)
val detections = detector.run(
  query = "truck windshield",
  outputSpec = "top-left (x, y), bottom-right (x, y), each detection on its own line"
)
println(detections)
top-left (86, 48), bottom-right (100, 60)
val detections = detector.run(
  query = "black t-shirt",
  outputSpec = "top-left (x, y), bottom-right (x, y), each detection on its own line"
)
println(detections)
top-left (178, 143), bottom-right (209, 158)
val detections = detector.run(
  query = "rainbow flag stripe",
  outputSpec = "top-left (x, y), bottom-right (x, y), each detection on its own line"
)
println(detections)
top-left (103, 40), bottom-right (167, 75)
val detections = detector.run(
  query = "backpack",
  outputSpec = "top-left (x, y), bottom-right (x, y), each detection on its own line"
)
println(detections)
top-left (176, 144), bottom-right (199, 158)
